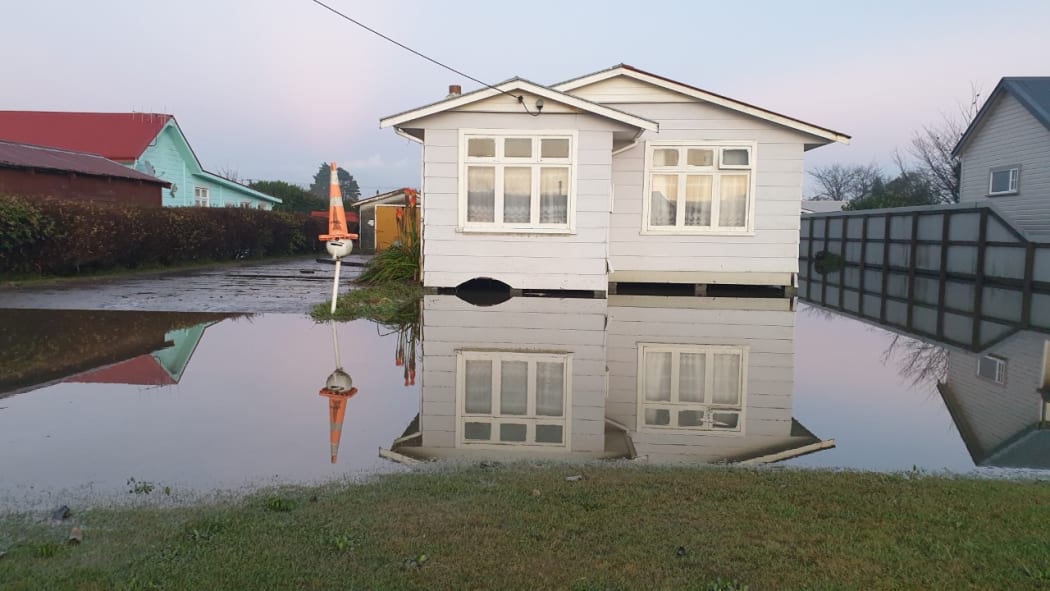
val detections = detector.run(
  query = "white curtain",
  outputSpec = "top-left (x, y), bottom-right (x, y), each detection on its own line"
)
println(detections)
top-left (650, 174), bottom-right (677, 226)
top-left (684, 175), bottom-right (712, 227)
top-left (500, 360), bottom-right (528, 415)
top-left (540, 167), bottom-right (568, 223)
top-left (678, 353), bottom-right (705, 402)
top-left (645, 351), bottom-right (672, 402)
top-left (711, 354), bottom-right (740, 405)
top-left (464, 360), bottom-right (492, 413)
top-left (467, 167), bottom-right (495, 222)
top-left (718, 175), bottom-right (747, 228)
top-left (536, 362), bottom-right (564, 416)
top-left (503, 167), bottom-right (531, 223)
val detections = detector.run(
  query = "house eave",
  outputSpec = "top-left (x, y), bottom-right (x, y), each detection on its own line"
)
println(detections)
top-left (379, 78), bottom-right (658, 132)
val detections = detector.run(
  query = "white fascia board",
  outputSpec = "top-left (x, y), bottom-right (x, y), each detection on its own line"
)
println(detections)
top-left (554, 67), bottom-right (850, 145)
top-left (379, 79), bottom-right (658, 132)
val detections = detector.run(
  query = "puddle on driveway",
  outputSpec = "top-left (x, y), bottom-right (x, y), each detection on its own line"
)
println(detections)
top-left (2, 293), bottom-right (1046, 509)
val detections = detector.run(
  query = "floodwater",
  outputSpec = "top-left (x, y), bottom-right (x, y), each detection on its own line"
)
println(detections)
top-left (1, 259), bottom-right (1047, 508)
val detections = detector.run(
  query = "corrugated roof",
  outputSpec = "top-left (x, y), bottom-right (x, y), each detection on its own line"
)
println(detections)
top-left (0, 111), bottom-right (171, 161)
top-left (0, 140), bottom-right (169, 185)
top-left (953, 77), bottom-right (1050, 156)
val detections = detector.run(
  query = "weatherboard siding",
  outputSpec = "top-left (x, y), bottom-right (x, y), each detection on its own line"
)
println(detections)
top-left (959, 93), bottom-right (1050, 240)
top-left (606, 101), bottom-right (813, 284)
top-left (605, 300), bottom-right (797, 462)
top-left (417, 111), bottom-right (631, 291)
top-left (944, 332), bottom-right (1047, 458)
top-left (136, 125), bottom-right (188, 204)
top-left (419, 296), bottom-right (609, 452)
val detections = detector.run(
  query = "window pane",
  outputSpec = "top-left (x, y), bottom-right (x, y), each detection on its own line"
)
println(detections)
top-left (500, 360), bottom-right (528, 415)
top-left (500, 423), bottom-right (527, 442)
top-left (541, 138), bottom-right (570, 159)
top-left (711, 412), bottom-right (739, 430)
top-left (684, 175), bottom-right (712, 227)
top-left (687, 149), bottom-right (714, 167)
top-left (468, 138), bottom-right (495, 158)
top-left (678, 410), bottom-right (704, 427)
top-left (467, 167), bottom-right (495, 223)
top-left (540, 167), bottom-right (568, 224)
top-left (679, 353), bottom-right (705, 402)
top-left (503, 167), bottom-right (532, 224)
top-left (718, 175), bottom-right (748, 228)
top-left (536, 362), bottom-right (564, 416)
top-left (645, 408), bottom-right (670, 426)
top-left (990, 169), bottom-right (1015, 193)
top-left (711, 354), bottom-right (741, 405)
top-left (644, 351), bottom-right (672, 401)
top-left (464, 360), bottom-right (492, 413)
top-left (464, 422), bottom-right (491, 441)
top-left (650, 174), bottom-right (678, 226)
top-left (722, 148), bottom-right (749, 166)
top-left (653, 148), bottom-right (679, 167)
top-left (505, 138), bottom-right (532, 158)
top-left (535, 424), bottom-right (563, 444)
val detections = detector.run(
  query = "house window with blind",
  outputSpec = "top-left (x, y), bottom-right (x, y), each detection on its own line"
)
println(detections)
top-left (637, 344), bottom-right (747, 432)
top-left (460, 131), bottom-right (575, 232)
top-left (456, 351), bottom-right (571, 447)
top-left (193, 186), bottom-right (210, 207)
top-left (643, 143), bottom-right (755, 233)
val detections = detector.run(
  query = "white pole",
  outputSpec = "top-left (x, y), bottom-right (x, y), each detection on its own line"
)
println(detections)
top-left (330, 258), bottom-right (342, 314)
top-left (330, 320), bottom-right (342, 369)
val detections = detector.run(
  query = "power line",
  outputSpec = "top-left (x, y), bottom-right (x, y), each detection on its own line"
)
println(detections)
top-left (308, 0), bottom-right (519, 102)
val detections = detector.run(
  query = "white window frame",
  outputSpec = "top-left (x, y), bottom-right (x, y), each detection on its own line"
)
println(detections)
top-left (636, 343), bottom-right (748, 434)
top-left (641, 141), bottom-right (757, 235)
top-left (977, 354), bottom-right (1006, 385)
top-left (988, 166), bottom-right (1020, 196)
top-left (458, 129), bottom-right (577, 234)
top-left (193, 186), bottom-right (210, 207)
top-left (455, 350), bottom-right (573, 448)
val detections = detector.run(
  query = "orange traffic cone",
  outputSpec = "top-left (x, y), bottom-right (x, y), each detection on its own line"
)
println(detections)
top-left (319, 162), bottom-right (358, 242)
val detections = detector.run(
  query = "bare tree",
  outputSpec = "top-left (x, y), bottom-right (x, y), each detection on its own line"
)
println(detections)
top-left (808, 163), bottom-right (882, 201)
top-left (882, 334), bottom-right (948, 388)
top-left (906, 84), bottom-right (982, 204)
top-left (217, 166), bottom-right (241, 183)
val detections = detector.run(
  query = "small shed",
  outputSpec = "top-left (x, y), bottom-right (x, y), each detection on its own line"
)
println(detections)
top-left (0, 140), bottom-right (168, 206)
top-left (352, 188), bottom-right (419, 253)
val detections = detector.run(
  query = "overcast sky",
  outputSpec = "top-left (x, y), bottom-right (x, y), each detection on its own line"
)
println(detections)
top-left (3, 0), bottom-right (1047, 196)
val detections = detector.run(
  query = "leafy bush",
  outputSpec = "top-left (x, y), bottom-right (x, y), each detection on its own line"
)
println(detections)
top-left (0, 195), bottom-right (327, 277)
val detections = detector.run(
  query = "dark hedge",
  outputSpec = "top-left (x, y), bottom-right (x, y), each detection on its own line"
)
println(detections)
top-left (0, 196), bottom-right (328, 277)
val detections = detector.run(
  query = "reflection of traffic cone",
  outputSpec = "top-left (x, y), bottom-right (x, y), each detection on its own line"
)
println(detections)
top-left (319, 162), bottom-right (358, 242)
top-left (320, 384), bottom-right (358, 464)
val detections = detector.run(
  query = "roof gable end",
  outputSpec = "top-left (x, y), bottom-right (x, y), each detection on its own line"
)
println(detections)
top-left (953, 77), bottom-right (1050, 157)
top-left (379, 78), bottom-right (658, 132)
top-left (553, 65), bottom-right (850, 145)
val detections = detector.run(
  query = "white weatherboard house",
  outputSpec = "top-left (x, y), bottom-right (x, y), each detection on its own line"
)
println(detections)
top-left (380, 65), bottom-right (849, 293)
top-left (953, 77), bottom-right (1050, 241)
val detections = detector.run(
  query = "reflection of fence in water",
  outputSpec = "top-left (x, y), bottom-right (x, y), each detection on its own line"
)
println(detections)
top-left (799, 204), bottom-right (1050, 351)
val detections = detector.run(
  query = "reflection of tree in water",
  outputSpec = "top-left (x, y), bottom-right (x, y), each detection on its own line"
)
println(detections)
top-left (882, 334), bottom-right (948, 388)
top-left (372, 297), bottom-right (420, 388)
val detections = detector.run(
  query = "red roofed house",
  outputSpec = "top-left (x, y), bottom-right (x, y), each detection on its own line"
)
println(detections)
top-left (0, 112), bottom-right (280, 209)
top-left (0, 139), bottom-right (169, 206)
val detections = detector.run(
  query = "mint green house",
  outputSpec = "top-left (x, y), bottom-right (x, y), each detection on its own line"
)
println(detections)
top-left (0, 111), bottom-right (281, 209)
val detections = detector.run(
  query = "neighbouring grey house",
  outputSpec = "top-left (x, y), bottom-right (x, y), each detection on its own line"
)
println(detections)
top-left (801, 199), bottom-right (846, 214)
top-left (953, 77), bottom-right (1050, 240)
top-left (351, 188), bottom-right (416, 253)
top-left (380, 64), bottom-right (849, 293)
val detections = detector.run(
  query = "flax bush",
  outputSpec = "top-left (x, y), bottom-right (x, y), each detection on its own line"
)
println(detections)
top-left (0, 195), bottom-right (327, 277)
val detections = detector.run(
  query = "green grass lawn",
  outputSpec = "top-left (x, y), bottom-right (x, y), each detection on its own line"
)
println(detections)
top-left (3, 464), bottom-right (1050, 590)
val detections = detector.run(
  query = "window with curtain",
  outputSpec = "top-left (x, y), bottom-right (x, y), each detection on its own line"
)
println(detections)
top-left (645, 144), bottom-right (754, 232)
top-left (638, 344), bottom-right (746, 432)
top-left (462, 133), bottom-right (574, 231)
top-left (457, 351), bottom-right (571, 446)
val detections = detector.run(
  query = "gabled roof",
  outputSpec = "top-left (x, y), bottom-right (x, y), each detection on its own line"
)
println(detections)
top-left (0, 140), bottom-right (169, 185)
top-left (352, 187), bottom-right (414, 208)
top-left (380, 78), bottom-right (659, 131)
top-left (952, 77), bottom-right (1050, 157)
top-left (553, 64), bottom-right (851, 145)
top-left (0, 111), bottom-right (172, 161)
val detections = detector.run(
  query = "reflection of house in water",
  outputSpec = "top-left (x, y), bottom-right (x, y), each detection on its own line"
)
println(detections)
top-left (938, 331), bottom-right (1050, 469)
top-left (386, 295), bottom-right (832, 464)
top-left (0, 309), bottom-right (238, 397)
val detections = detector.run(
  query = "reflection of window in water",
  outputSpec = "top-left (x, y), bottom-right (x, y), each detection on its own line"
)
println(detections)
top-left (1041, 341), bottom-right (1050, 390)
top-left (458, 351), bottom-right (570, 446)
top-left (977, 354), bottom-right (1007, 384)
top-left (638, 344), bottom-right (746, 432)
